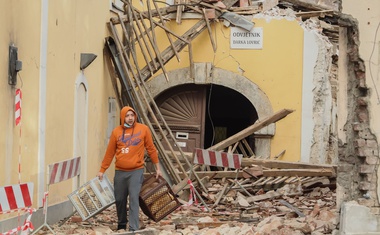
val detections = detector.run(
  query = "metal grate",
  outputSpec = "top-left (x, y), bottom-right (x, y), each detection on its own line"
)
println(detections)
top-left (68, 175), bottom-right (115, 220)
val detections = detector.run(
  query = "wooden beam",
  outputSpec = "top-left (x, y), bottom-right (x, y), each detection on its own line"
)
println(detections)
top-left (263, 168), bottom-right (336, 177)
top-left (208, 109), bottom-right (294, 151)
top-left (242, 158), bottom-right (337, 171)
top-left (177, 168), bottom-right (335, 179)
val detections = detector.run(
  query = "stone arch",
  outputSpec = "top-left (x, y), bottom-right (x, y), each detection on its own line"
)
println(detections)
top-left (146, 62), bottom-right (275, 157)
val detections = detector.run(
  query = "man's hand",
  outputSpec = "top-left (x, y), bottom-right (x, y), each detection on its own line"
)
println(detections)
top-left (155, 163), bottom-right (163, 179)
top-left (156, 168), bottom-right (163, 179)
top-left (97, 172), bottom-right (104, 181)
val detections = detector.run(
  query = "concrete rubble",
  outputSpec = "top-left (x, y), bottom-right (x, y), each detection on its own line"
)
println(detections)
top-left (35, 182), bottom-right (338, 235)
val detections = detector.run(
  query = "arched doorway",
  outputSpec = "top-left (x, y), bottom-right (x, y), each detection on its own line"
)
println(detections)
top-left (147, 63), bottom-right (274, 157)
top-left (154, 83), bottom-right (258, 155)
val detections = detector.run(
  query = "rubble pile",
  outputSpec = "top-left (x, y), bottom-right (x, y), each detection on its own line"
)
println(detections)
top-left (41, 179), bottom-right (338, 235)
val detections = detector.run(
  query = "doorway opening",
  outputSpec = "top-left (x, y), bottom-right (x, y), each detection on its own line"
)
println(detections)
top-left (154, 83), bottom-right (258, 155)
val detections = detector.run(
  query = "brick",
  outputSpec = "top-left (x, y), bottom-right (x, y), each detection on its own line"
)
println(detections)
top-left (356, 147), bottom-right (366, 157)
top-left (239, 0), bottom-right (249, 7)
top-left (204, 9), bottom-right (215, 19)
top-left (358, 181), bottom-right (371, 190)
top-left (364, 148), bottom-right (376, 156)
top-left (370, 208), bottom-right (380, 215)
top-left (359, 129), bottom-right (375, 139)
top-left (357, 97), bottom-right (368, 106)
top-left (70, 216), bottom-right (83, 223)
top-left (360, 165), bottom-right (375, 174)
top-left (338, 164), bottom-right (353, 172)
top-left (357, 197), bottom-right (376, 207)
top-left (358, 111), bottom-right (369, 122)
top-left (352, 122), bottom-right (363, 131)
top-left (355, 139), bottom-right (366, 147)
top-left (366, 139), bottom-right (378, 148)
top-left (365, 156), bottom-right (379, 165)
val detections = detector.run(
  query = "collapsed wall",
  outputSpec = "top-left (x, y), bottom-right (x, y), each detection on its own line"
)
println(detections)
top-left (337, 14), bottom-right (380, 213)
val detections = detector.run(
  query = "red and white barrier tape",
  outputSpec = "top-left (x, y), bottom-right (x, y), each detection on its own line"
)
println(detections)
top-left (1, 208), bottom-right (35, 235)
top-left (186, 179), bottom-right (198, 206)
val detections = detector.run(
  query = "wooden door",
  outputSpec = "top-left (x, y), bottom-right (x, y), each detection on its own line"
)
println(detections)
top-left (155, 85), bottom-right (206, 153)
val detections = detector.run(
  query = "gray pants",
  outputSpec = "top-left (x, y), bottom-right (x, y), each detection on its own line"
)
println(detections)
top-left (114, 169), bottom-right (144, 231)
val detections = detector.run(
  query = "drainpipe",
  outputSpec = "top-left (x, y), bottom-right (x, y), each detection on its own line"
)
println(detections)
top-left (37, 0), bottom-right (48, 207)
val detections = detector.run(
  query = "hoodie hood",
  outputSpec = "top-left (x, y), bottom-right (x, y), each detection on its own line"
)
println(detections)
top-left (120, 106), bottom-right (137, 126)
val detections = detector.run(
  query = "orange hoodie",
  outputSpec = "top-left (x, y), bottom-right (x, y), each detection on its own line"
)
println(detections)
top-left (99, 106), bottom-right (158, 173)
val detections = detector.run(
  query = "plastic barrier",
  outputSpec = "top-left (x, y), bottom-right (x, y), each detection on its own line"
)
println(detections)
top-left (0, 182), bottom-right (35, 235)
top-left (32, 157), bottom-right (81, 235)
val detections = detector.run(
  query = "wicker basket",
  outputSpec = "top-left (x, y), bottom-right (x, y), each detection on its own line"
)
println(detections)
top-left (139, 175), bottom-right (180, 222)
top-left (68, 175), bottom-right (115, 220)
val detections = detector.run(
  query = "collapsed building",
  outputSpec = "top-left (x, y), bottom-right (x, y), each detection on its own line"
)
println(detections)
top-left (102, 0), bottom-right (378, 233)
top-left (0, 0), bottom-right (379, 234)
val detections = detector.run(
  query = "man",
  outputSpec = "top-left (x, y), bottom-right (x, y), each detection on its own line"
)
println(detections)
top-left (97, 106), bottom-right (162, 231)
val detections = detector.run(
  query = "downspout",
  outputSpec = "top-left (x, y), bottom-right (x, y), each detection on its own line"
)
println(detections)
top-left (37, 0), bottom-right (48, 207)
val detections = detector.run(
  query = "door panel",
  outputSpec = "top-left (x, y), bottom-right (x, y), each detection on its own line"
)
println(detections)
top-left (155, 85), bottom-right (206, 153)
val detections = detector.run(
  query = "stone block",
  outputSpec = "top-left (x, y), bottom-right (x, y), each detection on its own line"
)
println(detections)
top-left (340, 201), bottom-right (380, 234)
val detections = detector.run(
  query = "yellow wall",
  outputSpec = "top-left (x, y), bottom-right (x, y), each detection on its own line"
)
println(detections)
top-left (0, 0), bottom-right (116, 209)
top-left (153, 18), bottom-right (304, 162)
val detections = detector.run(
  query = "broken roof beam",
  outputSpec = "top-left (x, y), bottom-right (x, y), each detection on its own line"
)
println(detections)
top-left (111, 5), bottom-right (178, 24)
top-left (177, 168), bottom-right (335, 178)
top-left (242, 158), bottom-right (337, 171)
top-left (263, 168), bottom-right (336, 177)
top-left (278, 0), bottom-right (334, 11)
top-left (152, 0), bottom-right (181, 62)
top-left (208, 109), bottom-right (294, 152)
top-left (138, 0), bottom-right (240, 82)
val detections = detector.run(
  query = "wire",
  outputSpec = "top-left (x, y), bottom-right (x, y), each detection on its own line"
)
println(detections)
top-left (368, 21), bottom-right (380, 104)
top-left (17, 73), bottom-right (23, 89)
top-left (207, 84), bottom-right (215, 146)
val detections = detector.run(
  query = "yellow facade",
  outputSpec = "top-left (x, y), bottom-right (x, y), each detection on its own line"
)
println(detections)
top-left (154, 18), bottom-right (304, 162)
top-left (0, 0), bottom-right (313, 227)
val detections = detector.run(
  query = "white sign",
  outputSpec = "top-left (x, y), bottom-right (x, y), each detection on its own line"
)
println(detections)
top-left (175, 142), bottom-right (187, 148)
top-left (230, 27), bottom-right (263, 49)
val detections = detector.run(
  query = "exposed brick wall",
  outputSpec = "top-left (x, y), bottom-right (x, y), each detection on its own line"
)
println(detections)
top-left (338, 14), bottom-right (380, 213)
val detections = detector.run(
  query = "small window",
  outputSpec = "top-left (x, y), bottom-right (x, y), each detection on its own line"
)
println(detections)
top-left (107, 97), bottom-right (117, 141)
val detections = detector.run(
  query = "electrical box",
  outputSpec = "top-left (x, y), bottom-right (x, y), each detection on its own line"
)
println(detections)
top-left (8, 45), bottom-right (22, 86)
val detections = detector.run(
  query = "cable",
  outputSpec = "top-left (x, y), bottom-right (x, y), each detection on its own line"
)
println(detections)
top-left (207, 84), bottom-right (215, 147)
top-left (368, 21), bottom-right (380, 104)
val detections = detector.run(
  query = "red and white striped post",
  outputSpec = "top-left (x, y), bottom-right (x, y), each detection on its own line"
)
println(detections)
top-left (15, 89), bottom-right (22, 184)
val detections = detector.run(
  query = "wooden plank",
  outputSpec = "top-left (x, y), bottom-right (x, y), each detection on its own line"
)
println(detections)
top-left (263, 168), bottom-right (336, 177)
top-left (202, 8), bottom-right (217, 52)
top-left (242, 158), bottom-right (337, 171)
top-left (178, 171), bottom-right (244, 179)
top-left (247, 191), bottom-right (281, 203)
top-left (176, 222), bottom-right (226, 229)
top-left (278, 0), bottom-right (331, 11)
top-left (152, 0), bottom-right (181, 62)
top-left (208, 109), bottom-right (294, 152)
